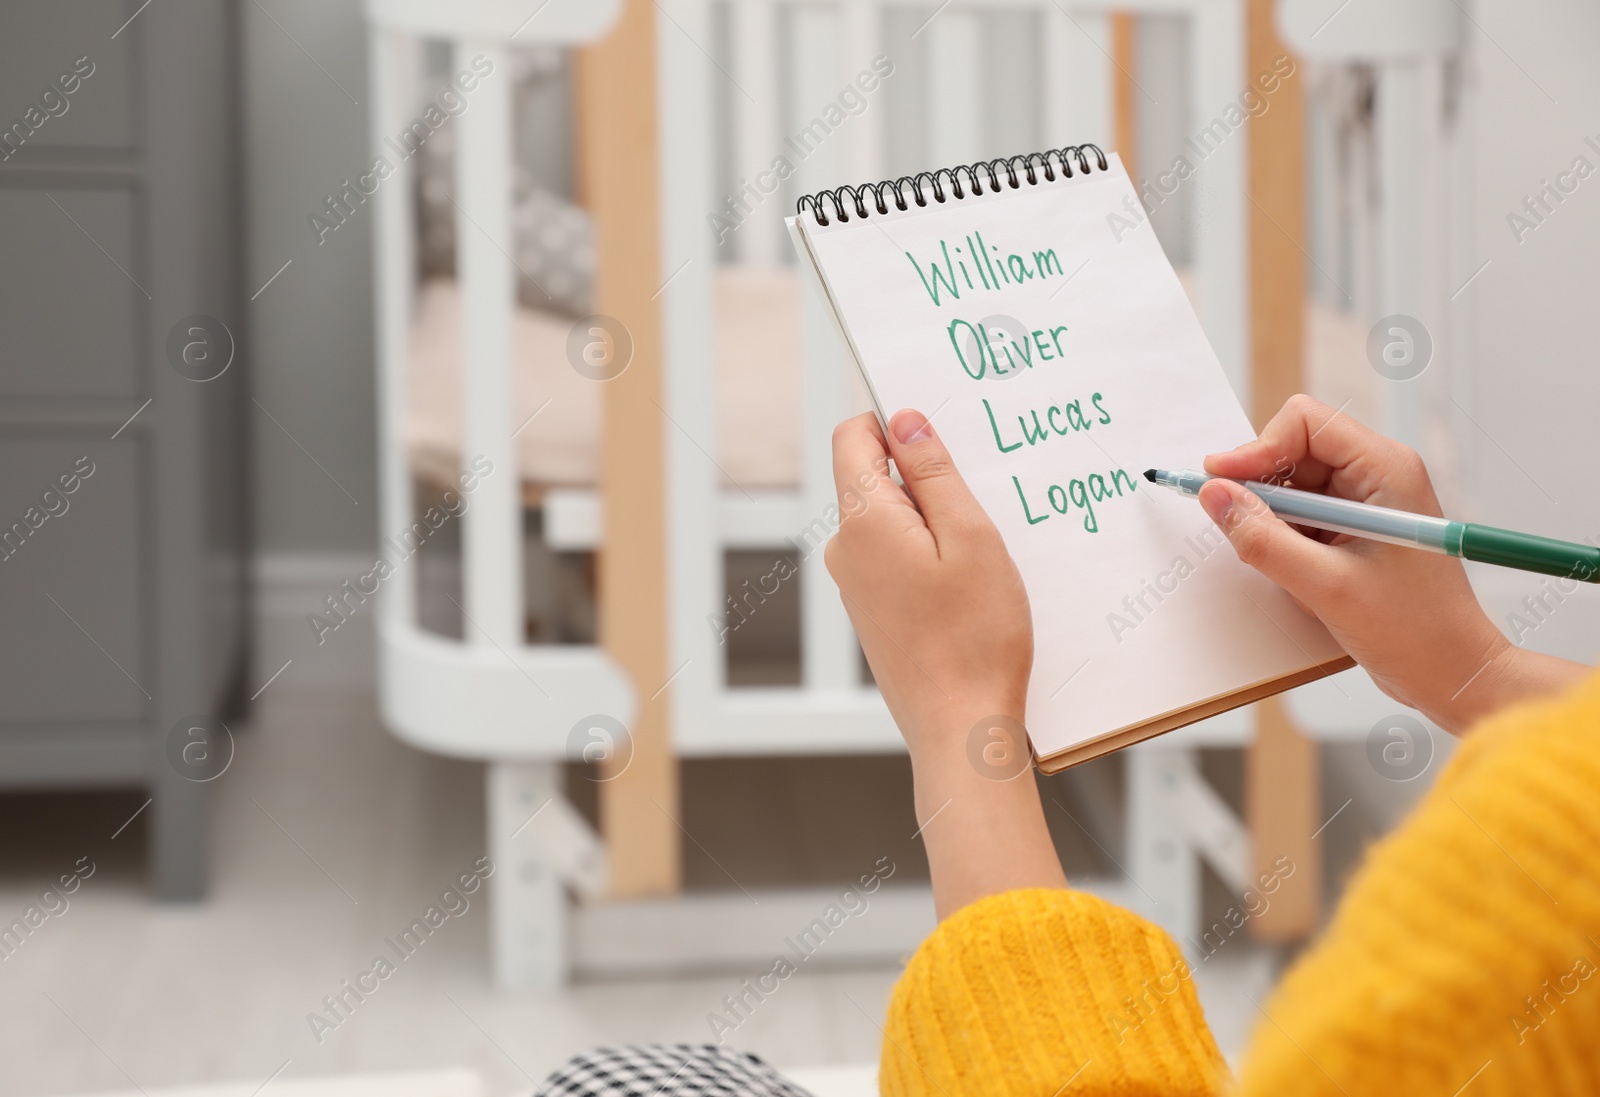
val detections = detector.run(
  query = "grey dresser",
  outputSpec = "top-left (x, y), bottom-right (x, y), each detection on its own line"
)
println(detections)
top-left (0, 0), bottom-right (246, 898)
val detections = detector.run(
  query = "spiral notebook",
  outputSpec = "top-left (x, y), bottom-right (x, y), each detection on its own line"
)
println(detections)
top-left (786, 146), bottom-right (1353, 772)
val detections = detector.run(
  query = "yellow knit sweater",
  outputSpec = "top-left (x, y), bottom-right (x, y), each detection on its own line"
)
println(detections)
top-left (881, 670), bottom-right (1600, 1096)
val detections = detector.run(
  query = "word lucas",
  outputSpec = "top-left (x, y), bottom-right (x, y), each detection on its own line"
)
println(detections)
top-left (1506, 140), bottom-right (1600, 245)
top-left (1108, 54), bottom-right (1296, 242)
top-left (309, 456), bottom-right (492, 644)
top-left (706, 856), bottom-right (896, 1043)
top-left (985, 391), bottom-right (1111, 452)
top-left (1, 456), bottom-right (95, 563)
top-left (709, 55), bottom-right (895, 245)
top-left (706, 557), bottom-right (797, 644)
top-left (310, 55), bottom-right (494, 244)
top-left (2, 56), bottom-right (96, 161)
top-left (1510, 937), bottom-right (1600, 1045)
top-left (307, 857), bottom-right (493, 1044)
top-left (1108, 855), bottom-right (1295, 1044)
top-left (0, 856), bottom-right (95, 962)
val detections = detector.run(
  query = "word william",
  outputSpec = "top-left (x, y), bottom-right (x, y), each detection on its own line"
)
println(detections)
top-left (309, 456), bottom-right (493, 644)
top-left (1, 456), bottom-right (96, 563)
top-left (307, 857), bottom-right (493, 1044)
top-left (706, 857), bottom-right (895, 1043)
top-left (310, 55), bottom-right (494, 244)
top-left (1506, 140), bottom-right (1600, 245)
top-left (0, 856), bottom-right (95, 962)
top-left (709, 55), bottom-right (895, 246)
top-left (1108, 55), bottom-right (1297, 243)
top-left (909, 234), bottom-right (1067, 307)
top-left (1108, 855), bottom-right (1295, 1044)
top-left (2, 56), bottom-right (96, 161)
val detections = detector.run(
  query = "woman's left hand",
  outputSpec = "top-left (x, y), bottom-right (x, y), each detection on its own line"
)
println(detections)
top-left (827, 409), bottom-right (1065, 918)
top-left (825, 410), bottom-right (1033, 761)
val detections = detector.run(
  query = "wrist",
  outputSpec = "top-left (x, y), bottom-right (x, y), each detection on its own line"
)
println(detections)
top-left (1426, 633), bottom-right (1588, 734)
top-left (906, 694), bottom-right (1029, 774)
top-left (1452, 643), bottom-right (1590, 731)
top-left (1421, 629), bottom-right (1513, 734)
top-left (906, 731), bottom-right (1066, 920)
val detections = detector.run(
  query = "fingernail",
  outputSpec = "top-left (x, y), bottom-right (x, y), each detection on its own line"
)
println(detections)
top-left (892, 410), bottom-right (931, 445)
top-left (1199, 481), bottom-right (1235, 527)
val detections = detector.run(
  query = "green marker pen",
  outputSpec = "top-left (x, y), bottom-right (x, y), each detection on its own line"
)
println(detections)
top-left (1145, 469), bottom-right (1600, 584)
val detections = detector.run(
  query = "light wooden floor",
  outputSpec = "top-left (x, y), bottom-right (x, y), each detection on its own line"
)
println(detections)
top-left (0, 689), bottom-right (1280, 1097)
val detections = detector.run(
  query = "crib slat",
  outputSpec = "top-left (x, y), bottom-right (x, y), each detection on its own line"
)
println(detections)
top-left (840, 0), bottom-right (885, 186)
top-left (657, 0), bottom-right (725, 746)
top-left (730, 0), bottom-right (783, 265)
top-left (926, 9), bottom-right (984, 165)
top-left (787, 5), bottom-right (846, 194)
top-left (1375, 61), bottom-right (1437, 448)
top-left (1046, 5), bottom-right (1113, 148)
top-left (786, 5), bottom-right (862, 692)
top-left (454, 41), bottom-right (525, 646)
top-left (369, 27), bottom-right (419, 629)
top-left (1189, 0), bottom-right (1248, 396)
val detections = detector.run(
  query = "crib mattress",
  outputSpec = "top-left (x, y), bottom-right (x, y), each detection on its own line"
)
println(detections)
top-left (404, 267), bottom-right (808, 497)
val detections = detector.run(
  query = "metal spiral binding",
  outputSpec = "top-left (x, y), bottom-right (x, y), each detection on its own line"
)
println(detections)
top-left (795, 144), bottom-right (1109, 227)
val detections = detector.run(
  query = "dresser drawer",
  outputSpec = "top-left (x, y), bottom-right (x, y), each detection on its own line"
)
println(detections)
top-left (0, 0), bottom-right (137, 154)
top-left (0, 186), bottom-right (144, 399)
top-left (0, 433), bottom-right (145, 723)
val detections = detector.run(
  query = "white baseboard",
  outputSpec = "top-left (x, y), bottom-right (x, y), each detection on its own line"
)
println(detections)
top-left (253, 551), bottom-right (378, 690)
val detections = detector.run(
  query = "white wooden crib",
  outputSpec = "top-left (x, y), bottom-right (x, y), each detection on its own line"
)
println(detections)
top-left (363, 0), bottom-right (1466, 987)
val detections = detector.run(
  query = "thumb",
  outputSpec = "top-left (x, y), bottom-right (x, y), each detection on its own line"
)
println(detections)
top-left (886, 409), bottom-right (987, 543)
top-left (1198, 478), bottom-right (1344, 608)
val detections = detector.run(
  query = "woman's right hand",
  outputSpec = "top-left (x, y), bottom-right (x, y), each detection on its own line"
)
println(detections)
top-left (1200, 395), bottom-right (1588, 733)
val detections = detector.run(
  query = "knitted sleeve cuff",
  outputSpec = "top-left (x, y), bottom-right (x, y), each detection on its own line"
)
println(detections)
top-left (881, 888), bottom-right (1229, 1097)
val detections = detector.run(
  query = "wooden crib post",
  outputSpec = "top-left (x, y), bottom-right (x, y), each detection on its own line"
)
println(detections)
top-left (1111, 12), bottom-right (1139, 184)
top-left (575, 0), bottom-right (682, 900)
top-left (1244, 0), bottom-right (1321, 941)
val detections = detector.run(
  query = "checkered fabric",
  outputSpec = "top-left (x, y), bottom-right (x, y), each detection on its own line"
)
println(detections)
top-left (535, 1044), bottom-right (817, 1097)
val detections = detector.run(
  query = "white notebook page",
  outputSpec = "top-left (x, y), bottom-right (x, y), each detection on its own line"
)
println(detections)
top-left (788, 154), bottom-right (1345, 761)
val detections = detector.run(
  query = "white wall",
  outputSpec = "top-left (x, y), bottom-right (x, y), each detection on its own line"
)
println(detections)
top-left (242, 0), bottom-right (377, 556)
top-left (1461, 0), bottom-right (1600, 661)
